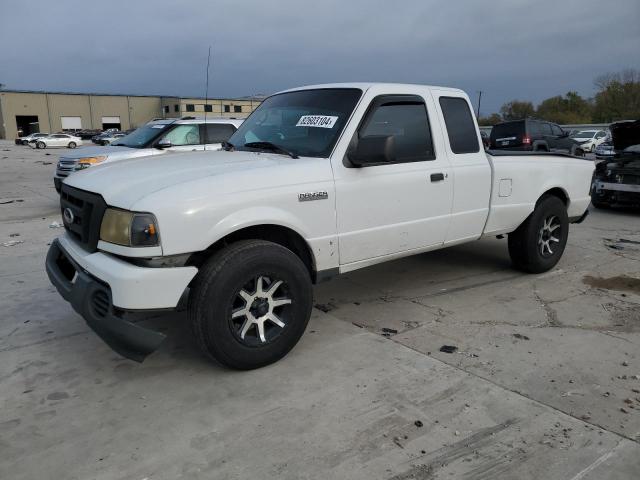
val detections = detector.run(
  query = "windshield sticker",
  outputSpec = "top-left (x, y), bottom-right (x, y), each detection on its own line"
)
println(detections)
top-left (296, 115), bottom-right (339, 129)
top-left (151, 125), bottom-right (166, 129)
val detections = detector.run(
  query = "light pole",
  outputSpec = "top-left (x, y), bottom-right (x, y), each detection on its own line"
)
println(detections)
top-left (476, 90), bottom-right (483, 118)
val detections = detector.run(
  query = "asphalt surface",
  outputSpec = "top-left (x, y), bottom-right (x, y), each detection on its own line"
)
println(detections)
top-left (1, 140), bottom-right (639, 479)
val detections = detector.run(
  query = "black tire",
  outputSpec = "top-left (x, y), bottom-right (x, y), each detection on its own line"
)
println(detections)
top-left (68, 142), bottom-right (77, 149)
top-left (534, 144), bottom-right (548, 152)
top-left (188, 240), bottom-right (313, 370)
top-left (21, 140), bottom-right (28, 145)
top-left (36, 141), bottom-right (45, 149)
top-left (508, 195), bottom-right (569, 273)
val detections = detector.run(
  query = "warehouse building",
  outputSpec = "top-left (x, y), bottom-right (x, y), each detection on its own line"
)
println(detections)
top-left (0, 90), bottom-right (263, 139)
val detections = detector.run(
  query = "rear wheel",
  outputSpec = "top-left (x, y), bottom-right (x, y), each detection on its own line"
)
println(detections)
top-left (188, 240), bottom-right (313, 370)
top-left (68, 142), bottom-right (77, 149)
top-left (36, 141), bottom-right (46, 149)
top-left (508, 195), bottom-right (569, 273)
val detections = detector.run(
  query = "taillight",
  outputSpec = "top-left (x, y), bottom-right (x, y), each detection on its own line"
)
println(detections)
top-left (522, 135), bottom-right (532, 145)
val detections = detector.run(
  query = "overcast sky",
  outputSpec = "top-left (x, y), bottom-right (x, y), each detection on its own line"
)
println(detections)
top-left (1, 0), bottom-right (638, 115)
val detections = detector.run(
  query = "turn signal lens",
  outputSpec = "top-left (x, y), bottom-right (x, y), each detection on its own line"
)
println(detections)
top-left (76, 156), bottom-right (107, 170)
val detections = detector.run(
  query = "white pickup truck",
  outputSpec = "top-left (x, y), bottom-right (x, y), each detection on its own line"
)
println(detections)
top-left (46, 83), bottom-right (593, 369)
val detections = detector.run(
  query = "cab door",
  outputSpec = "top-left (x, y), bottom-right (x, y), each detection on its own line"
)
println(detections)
top-left (332, 93), bottom-right (453, 266)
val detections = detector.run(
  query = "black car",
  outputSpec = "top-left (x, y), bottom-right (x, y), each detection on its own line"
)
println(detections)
top-left (490, 119), bottom-right (582, 154)
top-left (591, 120), bottom-right (640, 208)
top-left (76, 129), bottom-right (102, 140)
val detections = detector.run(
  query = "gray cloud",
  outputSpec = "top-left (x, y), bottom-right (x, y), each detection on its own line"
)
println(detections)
top-left (1, 0), bottom-right (638, 113)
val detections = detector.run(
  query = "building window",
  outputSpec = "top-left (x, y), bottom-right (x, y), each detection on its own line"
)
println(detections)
top-left (233, 105), bottom-right (242, 113)
top-left (163, 106), bottom-right (169, 114)
top-left (186, 104), bottom-right (195, 112)
top-left (204, 104), bottom-right (213, 113)
top-left (174, 105), bottom-right (179, 112)
top-left (224, 105), bottom-right (231, 113)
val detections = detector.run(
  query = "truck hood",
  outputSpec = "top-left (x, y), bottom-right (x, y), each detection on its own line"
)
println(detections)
top-left (63, 150), bottom-right (320, 209)
top-left (610, 120), bottom-right (640, 150)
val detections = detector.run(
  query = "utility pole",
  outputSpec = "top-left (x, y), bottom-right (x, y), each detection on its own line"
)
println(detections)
top-left (476, 90), bottom-right (483, 118)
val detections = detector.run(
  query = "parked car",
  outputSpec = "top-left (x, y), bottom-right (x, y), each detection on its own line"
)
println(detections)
top-left (76, 129), bottom-right (102, 140)
top-left (91, 130), bottom-right (120, 144)
top-left (97, 132), bottom-right (127, 146)
top-left (46, 83), bottom-right (593, 368)
top-left (570, 129), bottom-right (608, 152)
top-left (595, 141), bottom-right (616, 161)
top-left (15, 132), bottom-right (49, 145)
top-left (480, 130), bottom-right (490, 149)
top-left (490, 119), bottom-right (583, 154)
top-left (54, 117), bottom-right (243, 191)
top-left (34, 133), bottom-right (82, 149)
top-left (591, 120), bottom-right (640, 208)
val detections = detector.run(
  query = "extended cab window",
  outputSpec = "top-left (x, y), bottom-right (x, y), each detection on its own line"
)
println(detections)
top-left (205, 123), bottom-right (236, 143)
top-left (354, 96), bottom-right (435, 164)
top-left (551, 124), bottom-right (563, 136)
top-left (439, 97), bottom-right (480, 154)
top-left (162, 124), bottom-right (200, 146)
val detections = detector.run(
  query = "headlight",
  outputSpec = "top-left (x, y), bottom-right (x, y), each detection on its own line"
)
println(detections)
top-left (76, 156), bottom-right (107, 170)
top-left (99, 208), bottom-right (159, 247)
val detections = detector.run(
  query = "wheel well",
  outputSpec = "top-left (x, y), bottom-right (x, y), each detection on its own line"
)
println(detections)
top-left (187, 225), bottom-right (317, 281)
top-left (539, 188), bottom-right (569, 207)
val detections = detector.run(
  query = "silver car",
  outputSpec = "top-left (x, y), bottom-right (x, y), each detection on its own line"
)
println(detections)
top-left (54, 117), bottom-right (243, 192)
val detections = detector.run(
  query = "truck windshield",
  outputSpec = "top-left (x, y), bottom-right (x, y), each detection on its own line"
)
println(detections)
top-left (228, 88), bottom-right (362, 158)
top-left (111, 123), bottom-right (170, 148)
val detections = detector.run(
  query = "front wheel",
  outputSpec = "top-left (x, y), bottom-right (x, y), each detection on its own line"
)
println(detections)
top-left (508, 195), bottom-right (569, 273)
top-left (68, 142), bottom-right (77, 149)
top-left (188, 240), bottom-right (313, 370)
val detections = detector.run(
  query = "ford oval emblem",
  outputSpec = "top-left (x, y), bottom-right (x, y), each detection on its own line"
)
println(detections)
top-left (63, 208), bottom-right (74, 224)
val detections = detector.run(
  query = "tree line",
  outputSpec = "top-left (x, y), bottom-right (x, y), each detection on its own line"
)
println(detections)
top-left (478, 69), bottom-right (640, 126)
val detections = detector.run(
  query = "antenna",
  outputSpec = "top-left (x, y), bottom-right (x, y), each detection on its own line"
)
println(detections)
top-left (204, 45), bottom-right (212, 150)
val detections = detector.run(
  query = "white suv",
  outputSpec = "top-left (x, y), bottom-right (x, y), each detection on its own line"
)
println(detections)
top-left (54, 117), bottom-right (243, 192)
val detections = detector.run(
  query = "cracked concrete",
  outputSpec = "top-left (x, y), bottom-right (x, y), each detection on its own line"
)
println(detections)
top-left (1, 140), bottom-right (640, 479)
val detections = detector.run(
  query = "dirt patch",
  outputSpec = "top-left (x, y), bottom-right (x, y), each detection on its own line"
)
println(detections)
top-left (583, 275), bottom-right (640, 295)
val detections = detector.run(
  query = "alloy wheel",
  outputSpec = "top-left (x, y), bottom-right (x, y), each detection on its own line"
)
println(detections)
top-left (538, 215), bottom-right (561, 257)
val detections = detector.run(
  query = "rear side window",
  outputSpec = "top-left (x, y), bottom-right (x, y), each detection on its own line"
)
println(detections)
top-left (439, 97), bottom-right (480, 154)
top-left (205, 123), bottom-right (236, 143)
top-left (541, 123), bottom-right (553, 135)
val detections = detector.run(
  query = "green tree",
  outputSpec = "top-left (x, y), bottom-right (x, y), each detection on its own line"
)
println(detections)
top-left (478, 113), bottom-right (502, 126)
top-left (592, 69), bottom-right (640, 122)
top-left (499, 100), bottom-right (535, 121)
top-left (536, 91), bottom-right (593, 124)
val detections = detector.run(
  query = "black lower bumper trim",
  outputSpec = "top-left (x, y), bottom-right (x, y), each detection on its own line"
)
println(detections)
top-left (45, 239), bottom-right (166, 362)
top-left (569, 209), bottom-right (589, 224)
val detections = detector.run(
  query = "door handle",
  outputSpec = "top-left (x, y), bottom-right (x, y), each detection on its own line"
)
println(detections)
top-left (430, 173), bottom-right (445, 182)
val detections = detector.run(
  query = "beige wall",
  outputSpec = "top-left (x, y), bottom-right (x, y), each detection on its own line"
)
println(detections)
top-left (0, 92), bottom-right (262, 139)
top-left (178, 98), bottom-right (260, 118)
top-left (0, 92), bottom-right (52, 138)
top-left (128, 96), bottom-right (163, 127)
top-left (47, 94), bottom-right (92, 132)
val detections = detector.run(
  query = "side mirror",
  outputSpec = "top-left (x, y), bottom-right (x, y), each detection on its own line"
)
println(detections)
top-left (347, 135), bottom-right (396, 167)
top-left (155, 139), bottom-right (172, 149)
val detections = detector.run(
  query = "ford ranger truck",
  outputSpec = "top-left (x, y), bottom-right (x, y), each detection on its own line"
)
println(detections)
top-left (46, 83), bottom-right (593, 369)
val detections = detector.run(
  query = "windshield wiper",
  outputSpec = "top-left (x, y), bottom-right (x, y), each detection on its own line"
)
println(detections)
top-left (243, 141), bottom-right (299, 159)
top-left (221, 140), bottom-right (235, 151)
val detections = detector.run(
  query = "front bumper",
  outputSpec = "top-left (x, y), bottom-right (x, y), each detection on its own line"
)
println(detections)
top-left (45, 235), bottom-right (198, 361)
top-left (592, 181), bottom-right (640, 206)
